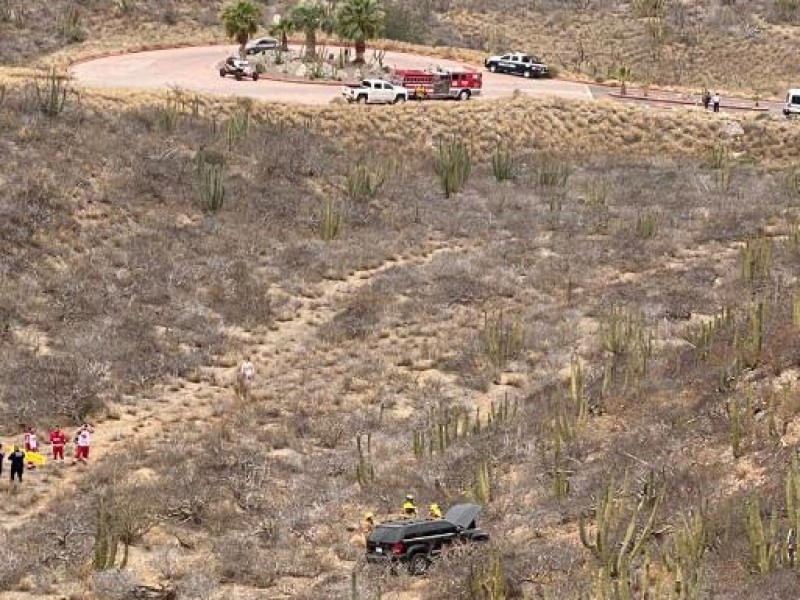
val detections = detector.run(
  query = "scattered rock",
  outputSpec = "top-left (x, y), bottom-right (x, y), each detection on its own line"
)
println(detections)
top-left (719, 120), bottom-right (744, 138)
top-left (268, 447), bottom-right (303, 470)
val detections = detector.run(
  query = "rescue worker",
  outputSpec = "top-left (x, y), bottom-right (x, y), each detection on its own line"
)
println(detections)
top-left (701, 89), bottom-right (711, 110)
top-left (74, 424), bottom-right (93, 464)
top-left (23, 427), bottom-right (38, 469)
top-left (237, 356), bottom-right (255, 400)
top-left (23, 427), bottom-right (38, 452)
top-left (402, 494), bottom-right (418, 517)
top-left (50, 426), bottom-right (67, 462)
top-left (712, 92), bottom-right (721, 113)
top-left (428, 503), bottom-right (442, 519)
top-left (361, 512), bottom-right (376, 536)
top-left (8, 446), bottom-right (24, 483)
top-left (415, 84), bottom-right (426, 101)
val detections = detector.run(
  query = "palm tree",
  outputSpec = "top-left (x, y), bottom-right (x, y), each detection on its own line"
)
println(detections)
top-left (269, 15), bottom-right (294, 52)
top-left (290, 1), bottom-right (332, 62)
top-left (221, 0), bottom-right (262, 60)
top-left (335, 0), bottom-right (385, 64)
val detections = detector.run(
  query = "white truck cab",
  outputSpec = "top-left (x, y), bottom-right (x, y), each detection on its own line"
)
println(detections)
top-left (784, 89), bottom-right (800, 117)
top-left (342, 79), bottom-right (409, 104)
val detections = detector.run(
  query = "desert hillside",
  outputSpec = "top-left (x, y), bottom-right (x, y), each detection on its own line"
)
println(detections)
top-left (2, 1), bottom-right (800, 600)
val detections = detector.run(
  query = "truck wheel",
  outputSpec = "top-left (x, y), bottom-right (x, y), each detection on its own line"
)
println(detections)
top-left (489, 64), bottom-right (497, 73)
top-left (252, 72), bottom-right (259, 81)
top-left (458, 89), bottom-right (470, 101)
top-left (235, 72), bottom-right (242, 81)
top-left (219, 69), bottom-right (226, 78)
top-left (357, 95), bottom-right (367, 104)
top-left (407, 553), bottom-right (430, 576)
top-left (393, 95), bottom-right (406, 104)
top-left (523, 70), bottom-right (532, 78)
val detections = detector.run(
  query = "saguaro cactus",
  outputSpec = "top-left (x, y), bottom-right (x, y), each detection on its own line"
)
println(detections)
top-left (579, 472), bottom-right (662, 582)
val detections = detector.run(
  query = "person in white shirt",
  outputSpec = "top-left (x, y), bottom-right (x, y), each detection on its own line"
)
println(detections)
top-left (237, 357), bottom-right (255, 400)
top-left (74, 424), bottom-right (94, 464)
top-left (712, 93), bottom-right (721, 113)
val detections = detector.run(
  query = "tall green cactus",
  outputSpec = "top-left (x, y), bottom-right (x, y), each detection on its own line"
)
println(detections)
top-left (319, 198), bottom-right (342, 241)
top-left (664, 506), bottom-right (708, 599)
top-left (36, 69), bottom-right (68, 117)
top-left (474, 459), bottom-right (491, 505)
top-left (433, 136), bottom-right (471, 198)
top-left (744, 495), bottom-right (778, 573)
top-left (93, 491), bottom-right (121, 570)
top-left (354, 434), bottom-right (375, 488)
top-left (786, 457), bottom-right (800, 566)
top-left (579, 473), bottom-right (662, 581)
top-left (469, 549), bottom-right (506, 599)
top-left (196, 152), bottom-right (225, 213)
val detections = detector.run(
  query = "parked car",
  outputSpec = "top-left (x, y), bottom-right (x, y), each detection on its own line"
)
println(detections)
top-left (218, 57), bottom-right (259, 81)
top-left (784, 88), bottom-right (800, 117)
top-left (342, 79), bottom-right (409, 104)
top-left (484, 52), bottom-right (548, 78)
top-left (365, 503), bottom-right (489, 575)
top-left (246, 37), bottom-right (279, 55)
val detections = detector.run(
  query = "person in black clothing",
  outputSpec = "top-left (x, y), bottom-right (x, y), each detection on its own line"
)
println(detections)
top-left (8, 446), bottom-right (24, 483)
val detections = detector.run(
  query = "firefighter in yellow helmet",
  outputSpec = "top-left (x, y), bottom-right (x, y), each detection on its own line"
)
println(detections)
top-left (428, 503), bottom-right (442, 519)
top-left (402, 494), bottom-right (418, 517)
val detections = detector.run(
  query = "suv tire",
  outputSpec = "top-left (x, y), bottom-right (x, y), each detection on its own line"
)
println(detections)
top-left (488, 64), bottom-right (498, 73)
top-left (219, 69), bottom-right (226, 78)
top-left (523, 69), bottom-right (532, 78)
top-left (407, 553), bottom-right (430, 576)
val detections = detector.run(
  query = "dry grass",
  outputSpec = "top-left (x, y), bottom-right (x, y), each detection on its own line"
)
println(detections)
top-left (4, 5), bottom-right (800, 599)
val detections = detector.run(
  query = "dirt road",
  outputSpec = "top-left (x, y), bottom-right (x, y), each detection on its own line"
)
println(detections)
top-left (70, 44), bottom-right (594, 104)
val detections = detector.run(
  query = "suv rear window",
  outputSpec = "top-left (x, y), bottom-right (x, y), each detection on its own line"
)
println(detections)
top-left (368, 526), bottom-right (403, 544)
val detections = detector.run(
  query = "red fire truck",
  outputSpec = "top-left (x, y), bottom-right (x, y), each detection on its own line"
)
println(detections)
top-left (388, 67), bottom-right (482, 101)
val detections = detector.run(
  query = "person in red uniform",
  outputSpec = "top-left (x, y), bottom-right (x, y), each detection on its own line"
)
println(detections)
top-left (50, 426), bottom-right (67, 462)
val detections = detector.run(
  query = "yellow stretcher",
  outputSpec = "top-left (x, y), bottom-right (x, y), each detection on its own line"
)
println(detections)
top-left (3, 445), bottom-right (46, 466)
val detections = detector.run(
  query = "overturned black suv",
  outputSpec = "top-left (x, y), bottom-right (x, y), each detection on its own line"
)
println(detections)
top-left (365, 503), bottom-right (489, 575)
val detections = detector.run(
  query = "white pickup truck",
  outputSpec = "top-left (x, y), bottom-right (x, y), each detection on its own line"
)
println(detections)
top-left (342, 79), bottom-right (409, 104)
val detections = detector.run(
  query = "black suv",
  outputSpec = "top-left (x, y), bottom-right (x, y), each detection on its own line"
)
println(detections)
top-left (484, 52), bottom-right (548, 78)
top-left (365, 503), bottom-right (489, 575)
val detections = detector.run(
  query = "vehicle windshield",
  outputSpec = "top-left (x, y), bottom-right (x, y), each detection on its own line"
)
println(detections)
top-left (790, 95), bottom-right (800, 105)
top-left (368, 526), bottom-right (403, 544)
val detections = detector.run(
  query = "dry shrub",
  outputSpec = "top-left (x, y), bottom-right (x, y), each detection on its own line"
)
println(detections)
top-left (319, 289), bottom-right (384, 343)
top-left (214, 533), bottom-right (278, 587)
top-left (206, 259), bottom-right (272, 328)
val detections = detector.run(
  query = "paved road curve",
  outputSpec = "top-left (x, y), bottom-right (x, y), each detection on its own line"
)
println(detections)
top-left (70, 44), bottom-right (594, 105)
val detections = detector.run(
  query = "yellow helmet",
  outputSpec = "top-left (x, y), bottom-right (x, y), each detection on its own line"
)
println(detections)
top-left (364, 511), bottom-right (375, 520)
top-left (406, 494), bottom-right (414, 501)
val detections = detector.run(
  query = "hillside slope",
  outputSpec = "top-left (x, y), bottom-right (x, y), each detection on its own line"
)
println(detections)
top-left (2, 77), bottom-right (800, 598)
